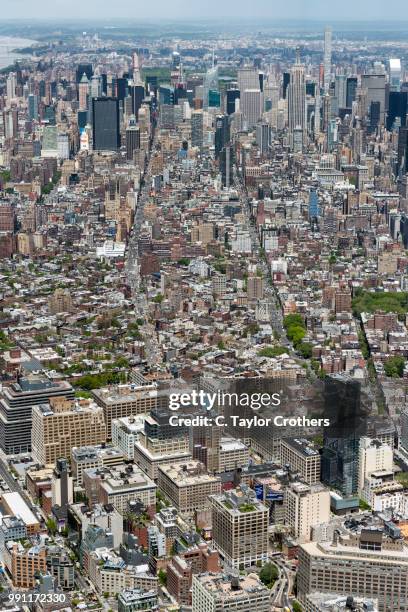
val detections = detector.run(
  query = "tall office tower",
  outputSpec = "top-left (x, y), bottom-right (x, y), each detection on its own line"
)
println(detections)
top-left (288, 49), bottom-right (306, 149)
top-left (28, 93), bottom-right (38, 120)
top-left (256, 122), bottom-right (270, 155)
top-left (238, 67), bottom-right (260, 93)
top-left (6, 73), bottom-right (17, 101)
top-left (51, 458), bottom-right (73, 508)
top-left (308, 189), bottom-right (320, 219)
top-left (323, 26), bottom-right (332, 93)
top-left (0, 377), bottom-right (74, 455)
top-left (125, 116), bottom-right (140, 161)
top-left (284, 481), bottom-right (330, 542)
top-left (314, 87), bottom-right (321, 135)
top-left (192, 574), bottom-right (270, 612)
top-left (220, 144), bottom-right (233, 188)
top-left (321, 376), bottom-right (366, 496)
top-left (389, 58), bottom-right (402, 91)
top-left (76, 63), bottom-right (93, 83)
top-left (92, 97), bottom-right (120, 151)
top-left (283, 72), bottom-right (291, 99)
top-left (322, 92), bottom-right (331, 134)
top-left (129, 84), bottom-right (145, 118)
top-left (357, 437), bottom-right (393, 492)
top-left (351, 118), bottom-right (364, 164)
top-left (41, 125), bottom-right (58, 157)
top-left (90, 75), bottom-right (102, 98)
top-left (31, 397), bottom-right (107, 466)
top-left (387, 91), bottom-right (407, 130)
top-left (203, 64), bottom-right (219, 110)
top-left (132, 51), bottom-right (143, 85)
top-left (369, 100), bottom-right (381, 132)
top-left (335, 73), bottom-right (347, 110)
top-left (209, 487), bottom-right (268, 568)
top-left (191, 110), bottom-right (204, 149)
top-left (78, 73), bottom-right (89, 110)
top-left (361, 72), bottom-right (386, 125)
top-left (263, 80), bottom-right (279, 111)
top-left (215, 115), bottom-right (230, 159)
top-left (113, 76), bottom-right (127, 101)
top-left (226, 88), bottom-right (240, 115)
top-left (346, 76), bottom-right (358, 109)
top-left (397, 126), bottom-right (408, 172)
top-left (241, 89), bottom-right (262, 129)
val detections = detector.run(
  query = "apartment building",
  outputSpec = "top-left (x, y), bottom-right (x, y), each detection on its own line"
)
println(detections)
top-left (71, 445), bottom-right (124, 485)
top-left (111, 415), bottom-right (145, 459)
top-left (298, 529), bottom-right (408, 611)
top-left (0, 375), bottom-right (74, 454)
top-left (167, 543), bottom-right (220, 606)
top-left (284, 481), bottom-right (331, 542)
top-left (83, 463), bottom-right (156, 514)
top-left (280, 438), bottom-right (321, 484)
top-left (5, 542), bottom-right (47, 588)
top-left (209, 486), bottom-right (268, 569)
top-left (92, 382), bottom-right (161, 438)
top-left (31, 397), bottom-right (107, 466)
top-left (158, 461), bottom-right (221, 514)
top-left (192, 573), bottom-right (270, 612)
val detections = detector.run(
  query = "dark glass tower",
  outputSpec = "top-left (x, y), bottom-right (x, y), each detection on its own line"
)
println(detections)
top-left (92, 98), bottom-right (120, 151)
top-left (226, 88), bottom-right (240, 115)
top-left (215, 115), bottom-right (230, 159)
top-left (387, 91), bottom-right (408, 131)
top-left (321, 376), bottom-right (368, 496)
top-left (346, 77), bottom-right (357, 109)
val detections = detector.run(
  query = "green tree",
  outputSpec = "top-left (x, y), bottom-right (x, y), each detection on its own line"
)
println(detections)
top-left (46, 518), bottom-right (57, 536)
top-left (158, 569), bottom-right (167, 586)
top-left (384, 356), bottom-right (405, 378)
top-left (258, 346), bottom-right (287, 358)
top-left (293, 601), bottom-right (303, 612)
top-left (297, 342), bottom-right (312, 358)
top-left (259, 562), bottom-right (279, 588)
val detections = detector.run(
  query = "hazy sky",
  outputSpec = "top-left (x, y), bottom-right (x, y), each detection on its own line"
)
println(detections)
top-left (2, 0), bottom-right (408, 21)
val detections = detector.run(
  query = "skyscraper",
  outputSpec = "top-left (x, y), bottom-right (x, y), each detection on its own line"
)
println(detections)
top-left (256, 122), bottom-right (270, 155)
top-left (389, 58), bottom-right (402, 92)
top-left (191, 110), bottom-right (203, 149)
top-left (203, 64), bottom-right (218, 110)
top-left (288, 48), bottom-right (306, 150)
top-left (361, 72), bottom-right (386, 125)
top-left (323, 27), bottom-right (332, 93)
top-left (321, 376), bottom-right (367, 496)
top-left (226, 88), bottom-right (240, 115)
top-left (78, 73), bottom-right (89, 110)
top-left (28, 94), bottom-right (38, 121)
top-left (241, 89), bottom-right (262, 129)
top-left (215, 115), bottom-right (230, 159)
top-left (308, 189), bottom-right (320, 219)
top-left (387, 91), bottom-right (407, 131)
top-left (238, 67), bottom-right (260, 93)
top-left (346, 76), bottom-right (357, 109)
top-left (126, 116), bottom-right (140, 161)
top-left (92, 98), bottom-right (120, 152)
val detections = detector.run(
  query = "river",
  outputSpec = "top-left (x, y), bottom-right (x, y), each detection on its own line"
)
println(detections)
top-left (0, 36), bottom-right (36, 69)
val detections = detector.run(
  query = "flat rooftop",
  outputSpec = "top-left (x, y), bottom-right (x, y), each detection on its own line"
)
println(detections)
top-left (1, 492), bottom-right (39, 527)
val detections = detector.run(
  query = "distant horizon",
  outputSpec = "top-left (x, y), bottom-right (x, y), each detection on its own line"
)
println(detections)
top-left (1, 0), bottom-right (408, 23)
